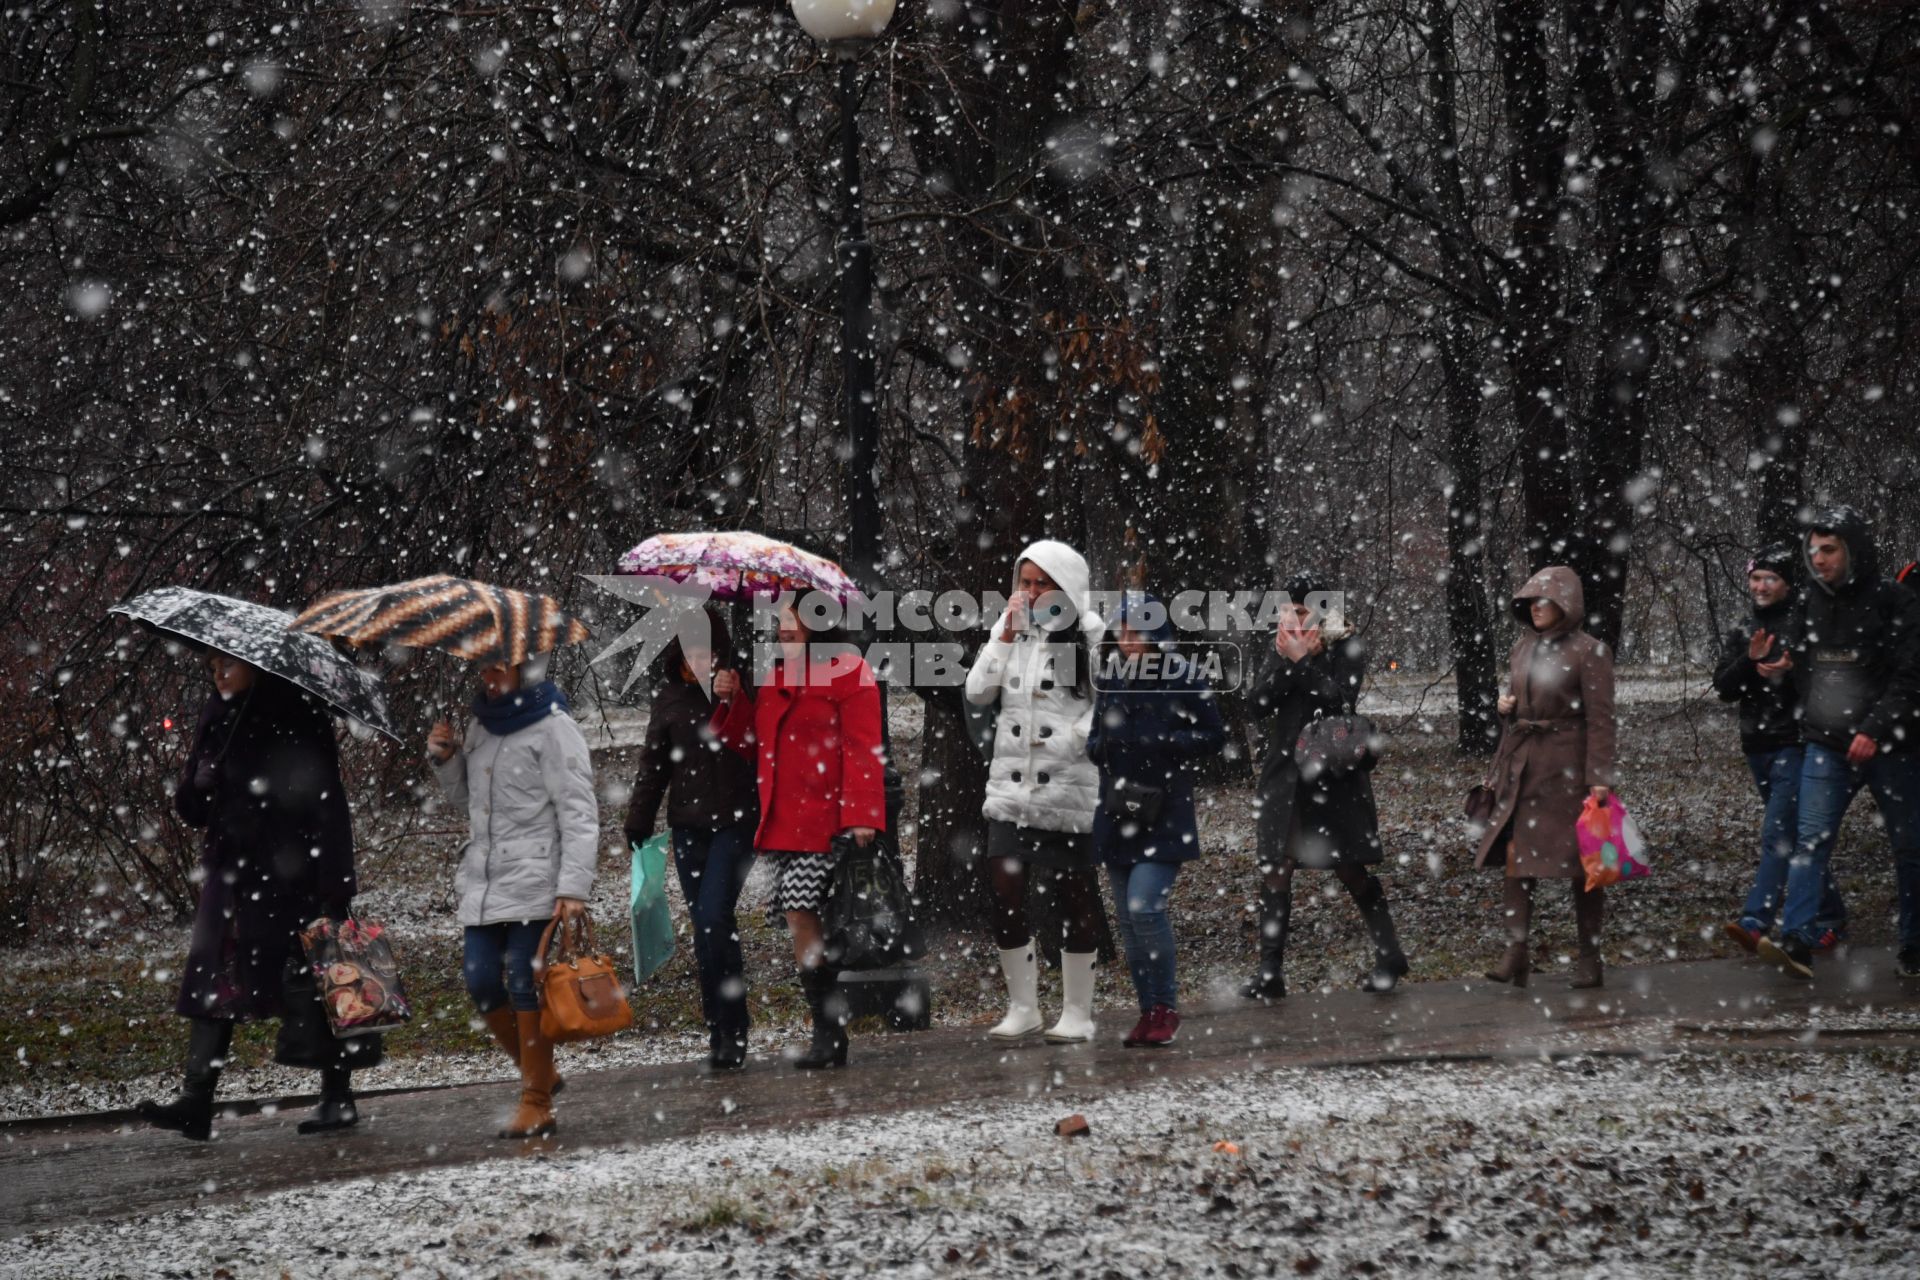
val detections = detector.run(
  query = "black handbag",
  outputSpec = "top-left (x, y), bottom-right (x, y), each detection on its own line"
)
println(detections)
top-left (1294, 712), bottom-right (1385, 784)
top-left (1103, 778), bottom-right (1166, 827)
top-left (275, 953), bottom-right (384, 1072)
top-left (823, 834), bottom-right (925, 971)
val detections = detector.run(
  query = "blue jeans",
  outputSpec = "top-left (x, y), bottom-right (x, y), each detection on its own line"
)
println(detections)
top-left (672, 821), bottom-right (756, 1037)
top-left (1782, 745), bottom-right (1920, 950)
top-left (1739, 746), bottom-right (1846, 936)
top-left (1106, 861), bottom-right (1180, 1013)
top-left (463, 920), bottom-right (549, 1013)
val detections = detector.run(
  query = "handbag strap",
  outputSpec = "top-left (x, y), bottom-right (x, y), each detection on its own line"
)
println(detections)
top-left (537, 912), bottom-right (598, 966)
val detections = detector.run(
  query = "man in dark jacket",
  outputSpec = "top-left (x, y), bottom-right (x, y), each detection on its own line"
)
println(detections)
top-left (1714, 544), bottom-right (1846, 952)
top-left (1756, 507), bottom-right (1920, 980)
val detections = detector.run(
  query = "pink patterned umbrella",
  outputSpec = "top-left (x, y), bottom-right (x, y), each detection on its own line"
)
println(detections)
top-left (612, 531), bottom-right (862, 603)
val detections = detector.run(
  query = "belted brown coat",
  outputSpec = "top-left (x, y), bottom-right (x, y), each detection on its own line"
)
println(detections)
top-left (1473, 567), bottom-right (1618, 879)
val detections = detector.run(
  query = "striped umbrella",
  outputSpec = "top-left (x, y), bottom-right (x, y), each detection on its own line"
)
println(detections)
top-left (290, 574), bottom-right (590, 666)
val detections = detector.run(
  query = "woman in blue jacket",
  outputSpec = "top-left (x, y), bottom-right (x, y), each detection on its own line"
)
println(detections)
top-left (1087, 592), bottom-right (1227, 1046)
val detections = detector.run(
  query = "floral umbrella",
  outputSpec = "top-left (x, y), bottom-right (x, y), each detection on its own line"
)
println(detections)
top-left (611, 531), bottom-right (861, 603)
top-left (110, 587), bottom-right (400, 740)
top-left (586, 531), bottom-right (862, 695)
top-left (289, 574), bottom-right (590, 667)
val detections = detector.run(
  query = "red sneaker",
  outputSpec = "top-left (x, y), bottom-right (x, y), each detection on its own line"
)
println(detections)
top-left (1122, 1013), bottom-right (1154, 1048)
top-left (1722, 921), bottom-right (1762, 954)
top-left (1811, 928), bottom-right (1848, 956)
top-left (1142, 1005), bottom-right (1180, 1047)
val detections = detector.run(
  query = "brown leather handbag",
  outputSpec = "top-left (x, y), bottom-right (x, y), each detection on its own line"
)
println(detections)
top-left (536, 913), bottom-right (635, 1043)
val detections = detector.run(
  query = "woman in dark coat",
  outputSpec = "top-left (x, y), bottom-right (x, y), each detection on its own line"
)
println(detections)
top-left (1475, 566), bottom-right (1617, 989)
top-left (1243, 574), bottom-right (1410, 999)
top-left (624, 610), bottom-right (760, 1070)
top-left (1087, 592), bottom-right (1226, 1047)
top-left (138, 653), bottom-right (375, 1141)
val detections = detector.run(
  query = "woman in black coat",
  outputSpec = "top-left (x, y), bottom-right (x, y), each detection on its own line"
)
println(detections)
top-left (623, 611), bottom-right (760, 1070)
top-left (1243, 574), bottom-right (1410, 999)
top-left (138, 653), bottom-right (376, 1140)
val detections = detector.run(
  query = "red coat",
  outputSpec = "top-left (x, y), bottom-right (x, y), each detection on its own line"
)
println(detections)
top-left (712, 656), bottom-right (887, 854)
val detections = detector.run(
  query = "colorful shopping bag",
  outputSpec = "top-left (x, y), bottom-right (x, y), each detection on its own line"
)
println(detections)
top-left (298, 915), bottom-right (413, 1036)
top-left (1576, 795), bottom-right (1652, 890)
top-left (629, 834), bottom-right (677, 985)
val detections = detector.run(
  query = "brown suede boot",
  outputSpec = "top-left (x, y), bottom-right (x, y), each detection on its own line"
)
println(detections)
top-left (1484, 876), bottom-right (1533, 987)
top-left (1571, 884), bottom-right (1605, 990)
top-left (497, 1011), bottom-right (556, 1139)
top-left (480, 1007), bottom-right (563, 1096)
top-left (481, 1006), bottom-right (520, 1061)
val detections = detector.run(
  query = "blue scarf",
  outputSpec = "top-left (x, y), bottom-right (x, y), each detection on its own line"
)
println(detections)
top-left (471, 680), bottom-right (570, 736)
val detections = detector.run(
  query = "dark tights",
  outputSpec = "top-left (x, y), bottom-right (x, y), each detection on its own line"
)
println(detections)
top-left (1259, 860), bottom-right (1375, 907)
top-left (990, 857), bottom-right (1102, 952)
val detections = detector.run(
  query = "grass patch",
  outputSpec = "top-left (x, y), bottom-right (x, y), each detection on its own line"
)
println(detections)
top-left (676, 1194), bottom-right (774, 1234)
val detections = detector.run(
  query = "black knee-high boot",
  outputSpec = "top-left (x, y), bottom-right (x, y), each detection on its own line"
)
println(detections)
top-left (1352, 875), bottom-right (1410, 993)
top-left (1571, 883), bottom-right (1605, 989)
top-left (298, 1065), bottom-right (359, 1134)
top-left (1242, 881), bottom-right (1292, 999)
top-left (793, 968), bottom-right (848, 1070)
top-left (137, 1017), bottom-right (232, 1142)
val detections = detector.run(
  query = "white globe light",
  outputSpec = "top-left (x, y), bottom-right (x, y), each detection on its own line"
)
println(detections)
top-left (790, 0), bottom-right (896, 42)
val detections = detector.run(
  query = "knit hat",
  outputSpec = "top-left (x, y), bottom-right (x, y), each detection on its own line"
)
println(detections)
top-left (1283, 571), bottom-right (1330, 603)
top-left (1746, 543), bottom-right (1797, 583)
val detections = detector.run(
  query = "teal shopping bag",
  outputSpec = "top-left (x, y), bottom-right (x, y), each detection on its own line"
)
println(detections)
top-left (629, 834), bottom-right (677, 985)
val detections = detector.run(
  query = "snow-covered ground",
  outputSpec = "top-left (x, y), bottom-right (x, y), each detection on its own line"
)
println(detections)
top-left (4, 1050), bottom-right (1913, 1278)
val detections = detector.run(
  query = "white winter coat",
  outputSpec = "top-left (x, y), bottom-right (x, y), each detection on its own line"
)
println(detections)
top-left (431, 710), bottom-right (600, 926)
top-left (964, 539), bottom-right (1102, 833)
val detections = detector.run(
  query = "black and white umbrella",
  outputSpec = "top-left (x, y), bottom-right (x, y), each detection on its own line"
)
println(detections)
top-left (111, 587), bottom-right (400, 741)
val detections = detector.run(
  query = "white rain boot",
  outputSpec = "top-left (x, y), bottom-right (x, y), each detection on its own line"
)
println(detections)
top-left (1044, 951), bottom-right (1097, 1044)
top-left (989, 942), bottom-right (1044, 1041)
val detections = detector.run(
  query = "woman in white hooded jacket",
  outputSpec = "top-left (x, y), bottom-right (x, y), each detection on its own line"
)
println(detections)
top-left (965, 540), bottom-right (1105, 1043)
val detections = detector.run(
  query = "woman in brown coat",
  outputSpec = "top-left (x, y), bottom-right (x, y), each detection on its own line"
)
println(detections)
top-left (1475, 566), bottom-right (1617, 989)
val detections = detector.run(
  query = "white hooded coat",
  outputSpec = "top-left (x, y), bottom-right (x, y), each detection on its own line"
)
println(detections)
top-left (964, 539), bottom-right (1103, 833)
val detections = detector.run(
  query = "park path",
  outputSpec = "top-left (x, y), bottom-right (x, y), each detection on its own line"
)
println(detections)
top-left (4, 949), bottom-right (1916, 1237)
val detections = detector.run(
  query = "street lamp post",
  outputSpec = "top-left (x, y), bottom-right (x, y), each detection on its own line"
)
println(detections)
top-left (791, 0), bottom-right (895, 586)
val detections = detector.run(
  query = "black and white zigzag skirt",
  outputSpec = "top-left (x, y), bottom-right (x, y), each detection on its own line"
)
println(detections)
top-left (761, 847), bottom-right (843, 915)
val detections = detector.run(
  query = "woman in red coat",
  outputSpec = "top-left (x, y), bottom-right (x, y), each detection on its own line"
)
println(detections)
top-left (712, 598), bottom-right (886, 1069)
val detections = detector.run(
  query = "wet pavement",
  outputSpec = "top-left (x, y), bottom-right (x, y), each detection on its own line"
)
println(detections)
top-left (4, 949), bottom-right (1916, 1237)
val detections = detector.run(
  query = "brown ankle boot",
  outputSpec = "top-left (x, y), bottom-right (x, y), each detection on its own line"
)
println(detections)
top-left (498, 1011), bottom-right (556, 1139)
top-left (1571, 884), bottom-right (1605, 989)
top-left (480, 1007), bottom-right (564, 1096)
top-left (1484, 876), bottom-right (1533, 987)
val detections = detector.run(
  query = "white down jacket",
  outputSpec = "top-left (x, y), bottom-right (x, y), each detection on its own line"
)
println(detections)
top-left (964, 539), bottom-right (1102, 833)
top-left (431, 709), bottom-right (599, 927)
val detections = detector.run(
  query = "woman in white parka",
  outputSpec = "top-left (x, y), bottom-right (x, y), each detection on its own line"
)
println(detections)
top-left (965, 540), bottom-right (1106, 1043)
top-left (427, 651), bottom-right (598, 1140)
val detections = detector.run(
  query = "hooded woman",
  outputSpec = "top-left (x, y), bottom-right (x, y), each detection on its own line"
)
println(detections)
top-left (1475, 566), bottom-right (1617, 989)
top-left (1087, 591), bottom-right (1227, 1046)
top-left (1243, 573), bottom-right (1410, 999)
top-left (965, 540), bottom-right (1106, 1043)
top-left (137, 653), bottom-right (377, 1142)
top-left (428, 650), bottom-right (599, 1138)
top-left (624, 610), bottom-right (760, 1069)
